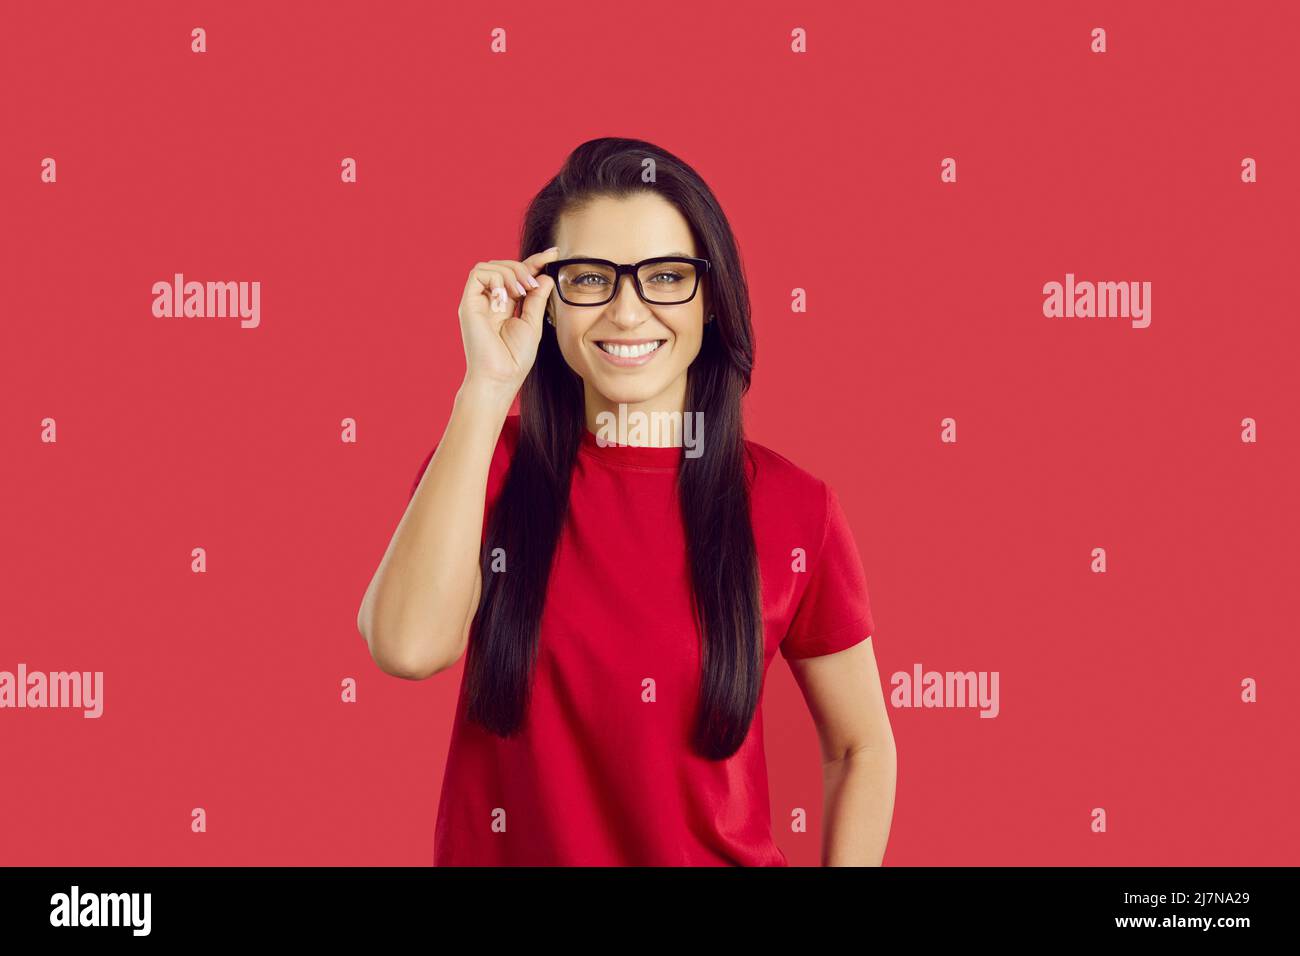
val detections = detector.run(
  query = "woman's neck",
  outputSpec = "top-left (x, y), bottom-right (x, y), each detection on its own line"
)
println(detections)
top-left (583, 374), bottom-right (689, 447)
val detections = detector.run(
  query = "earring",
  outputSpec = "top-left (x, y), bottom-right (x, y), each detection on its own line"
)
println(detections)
top-left (706, 312), bottom-right (714, 324)
top-left (545, 310), bottom-right (554, 326)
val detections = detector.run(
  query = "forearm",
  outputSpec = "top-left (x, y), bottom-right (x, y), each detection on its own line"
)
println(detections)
top-left (820, 740), bottom-right (897, 866)
top-left (358, 378), bottom-right (512, 677)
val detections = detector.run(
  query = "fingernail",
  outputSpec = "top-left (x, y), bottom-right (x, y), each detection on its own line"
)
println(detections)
top-left (527, 275), bottom-right (540, 289)
top-left (546, 245), bottom-right (559, 252)
top-left (514, 281), bottom-right (527, 296)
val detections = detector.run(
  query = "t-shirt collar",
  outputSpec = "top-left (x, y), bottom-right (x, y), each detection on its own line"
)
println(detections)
top-left (578, 426), bottom-right (683, 470)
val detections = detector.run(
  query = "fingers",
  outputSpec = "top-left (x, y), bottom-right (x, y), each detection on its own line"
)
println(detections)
top-left (516, 273), bottom-right (554, 333)
top-left (468, 263), bottom-right (526, 315)
top-left (469, 249), bottom-right (561, 316)
top-left (522, 245), bottom-right (561, 270)
top-left (488, 260), bottom-right (533, 297)
top-left (488, 248), bottom-right (558, 296)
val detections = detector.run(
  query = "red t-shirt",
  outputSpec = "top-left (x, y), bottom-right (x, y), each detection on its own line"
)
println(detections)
top-left (408, 415), bottom-right (874, 866)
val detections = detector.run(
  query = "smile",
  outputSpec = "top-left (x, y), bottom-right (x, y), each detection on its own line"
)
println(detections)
top-left (594, 338), bottom-right (667, 366)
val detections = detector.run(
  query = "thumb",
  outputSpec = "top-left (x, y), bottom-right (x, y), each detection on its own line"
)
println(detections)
top-left (517, 273), bottom-right (554, 335)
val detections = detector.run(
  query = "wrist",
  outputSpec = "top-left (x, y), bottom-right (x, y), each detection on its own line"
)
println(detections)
top-left (456, 375), bottom-right (518, 418)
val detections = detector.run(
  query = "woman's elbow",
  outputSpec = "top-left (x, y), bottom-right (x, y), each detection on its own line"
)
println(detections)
top-left (357, 615), bottom-right (449, 680)
top-left (369, 632), bottom-right (446, 680)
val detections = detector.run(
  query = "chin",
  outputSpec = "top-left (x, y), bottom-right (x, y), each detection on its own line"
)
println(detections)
top-left (586, 372), bottom-right (671, 406)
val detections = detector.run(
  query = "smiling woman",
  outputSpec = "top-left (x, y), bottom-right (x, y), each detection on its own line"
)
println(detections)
top-left (542, 192), bottom-right (711, 420)
top-left (356, 136), bottom-right (896, 867)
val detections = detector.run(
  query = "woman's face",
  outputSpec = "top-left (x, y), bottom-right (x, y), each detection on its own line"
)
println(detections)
top-left (549, 192), bottom-right (707, 415)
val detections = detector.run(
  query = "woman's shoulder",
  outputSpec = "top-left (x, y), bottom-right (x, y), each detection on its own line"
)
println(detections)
top-left (742, 437), bottom-right (834, 515)
top-left (744, 436), bottom-right (825, 484)
top-left (742, 438), bottom-right (866, 575)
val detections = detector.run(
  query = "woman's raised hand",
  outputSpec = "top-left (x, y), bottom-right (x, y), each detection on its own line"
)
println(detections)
top-left (457, 246), bottom-right (560, 401)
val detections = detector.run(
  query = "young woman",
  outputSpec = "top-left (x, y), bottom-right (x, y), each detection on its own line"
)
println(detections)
top-left (357, 137), bottom-right (896, 866)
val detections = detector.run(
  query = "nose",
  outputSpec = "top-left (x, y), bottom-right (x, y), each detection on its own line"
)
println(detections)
top-left (606, 274), bottom-right (651, 329)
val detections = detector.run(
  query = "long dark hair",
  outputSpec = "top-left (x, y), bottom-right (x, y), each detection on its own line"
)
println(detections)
top-left (467, 137), bottom-right (761, 760)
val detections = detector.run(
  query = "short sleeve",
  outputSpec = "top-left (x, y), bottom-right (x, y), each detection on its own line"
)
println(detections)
top-left (780, 483), bottom-right (875, 660)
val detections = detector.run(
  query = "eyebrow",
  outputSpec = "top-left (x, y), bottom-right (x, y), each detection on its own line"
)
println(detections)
top-left (569, 251), bottom-right (694, 260)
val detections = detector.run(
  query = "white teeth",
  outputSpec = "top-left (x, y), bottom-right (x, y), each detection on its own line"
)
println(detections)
top-left (599, 340), bottom-right (662, 358)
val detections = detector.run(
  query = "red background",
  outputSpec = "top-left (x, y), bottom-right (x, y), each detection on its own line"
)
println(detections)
top-left (2, 0), bottom-right (1296, 865)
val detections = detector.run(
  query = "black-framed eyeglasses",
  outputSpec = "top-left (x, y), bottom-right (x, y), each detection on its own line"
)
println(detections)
top-left (541, 256), bottom-right (710, 306)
